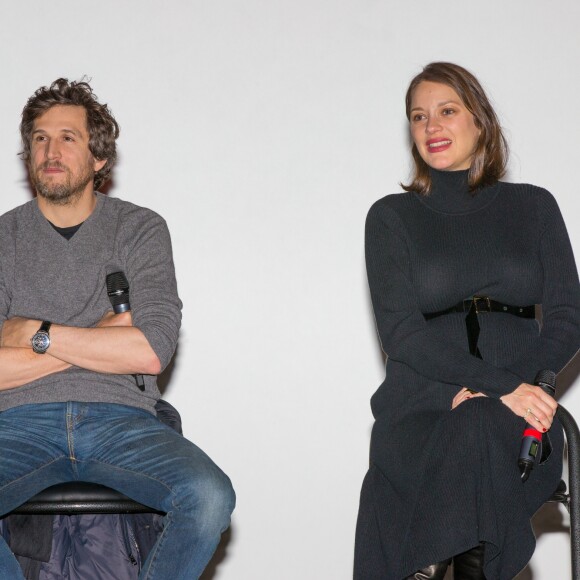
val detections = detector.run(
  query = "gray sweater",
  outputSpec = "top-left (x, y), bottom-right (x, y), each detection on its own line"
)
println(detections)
top-left (0, 193), bottom-right (182, 413)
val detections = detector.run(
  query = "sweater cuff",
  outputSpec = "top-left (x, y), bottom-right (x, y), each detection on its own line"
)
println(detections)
top-left (479, 368), bottom-right (523, 399)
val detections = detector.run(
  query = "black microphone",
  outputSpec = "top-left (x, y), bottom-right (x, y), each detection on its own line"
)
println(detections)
top-left (105, 271), bottom-right (145, 391)
top-left (518, 370), bottom-right (556, 482)
top-left (106, 271), bottom-right (131, 313)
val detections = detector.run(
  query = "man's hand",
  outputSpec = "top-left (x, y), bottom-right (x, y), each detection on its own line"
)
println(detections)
top-left (451, 387), bottom-right (487, 410)
top-left (96, 310), bottom-right (133, 328)
top-left (0, 317), bottom-right (39, 349)
top-left (0, 317), bottom-right (72, 390)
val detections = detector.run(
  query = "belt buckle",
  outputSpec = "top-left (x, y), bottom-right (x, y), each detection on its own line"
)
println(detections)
top-left (473, 295), bottom-right (491, 314)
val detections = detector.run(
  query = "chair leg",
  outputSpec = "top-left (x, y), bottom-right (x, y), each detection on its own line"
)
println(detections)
top-left (406, 559), bottom-right (452, 579)
top-left (453, 543), bottom-right (485, 580)
top-left (557, 405), bottom-right (580, 580)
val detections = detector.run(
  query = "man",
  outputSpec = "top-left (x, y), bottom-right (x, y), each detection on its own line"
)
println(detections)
top-left (0, 79), bottom-right (235, 579)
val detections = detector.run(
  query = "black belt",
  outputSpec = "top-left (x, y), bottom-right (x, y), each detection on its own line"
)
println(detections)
top-left (424, 296), bottom-right (535, 359)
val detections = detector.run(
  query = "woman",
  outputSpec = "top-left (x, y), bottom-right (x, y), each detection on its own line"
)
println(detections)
top-left (355, 62), bottom-right (580, 580)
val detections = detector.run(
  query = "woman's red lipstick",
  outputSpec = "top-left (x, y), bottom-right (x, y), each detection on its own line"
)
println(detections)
top-left (426, 138), bottom-right (452, 152)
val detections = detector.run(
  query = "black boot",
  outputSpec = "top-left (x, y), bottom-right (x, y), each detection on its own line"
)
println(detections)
top-left (406, 559), bottom-right (452, 579)
top-left (453, 543), bottom-right (485, 579)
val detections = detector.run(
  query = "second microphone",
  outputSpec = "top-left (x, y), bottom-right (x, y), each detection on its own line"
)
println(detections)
top-left (106, 271), bottom-right (145, 391)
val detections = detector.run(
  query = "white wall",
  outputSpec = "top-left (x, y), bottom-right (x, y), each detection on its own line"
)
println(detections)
top-left (1, 1), bottom-right (578, 578)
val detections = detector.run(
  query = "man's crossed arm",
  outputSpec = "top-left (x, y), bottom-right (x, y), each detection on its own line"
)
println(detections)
top-left (0, 311), bottom-right (161, 391)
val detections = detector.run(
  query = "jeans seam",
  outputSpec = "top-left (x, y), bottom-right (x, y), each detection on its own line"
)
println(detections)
top-left (66, 409), bottom-right (75, 462)
top-left (0, 455), bottom-right (67, 494)
top-left (139, 510), bottom-right (173, 579)
top-left (84, 459), bottom-right (178, 509)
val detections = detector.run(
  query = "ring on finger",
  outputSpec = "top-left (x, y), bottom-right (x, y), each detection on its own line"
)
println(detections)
top-left (524, 408), bottom-right (532, 420)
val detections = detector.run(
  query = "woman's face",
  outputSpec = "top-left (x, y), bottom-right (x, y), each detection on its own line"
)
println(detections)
top-left (409, 81), bottom-right (481, 172)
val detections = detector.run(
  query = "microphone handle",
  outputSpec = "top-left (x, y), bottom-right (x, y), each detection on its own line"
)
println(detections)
top-left (519, 424), bottom-right (542, 482)
top-left (134, 373), bottom-right (145, 391)
top-left (105, 271), bottom-right (145, 392)
top-left (112, 301), bottom-right (131, 314)
top-left (518, 372), bottom-right (557, 481)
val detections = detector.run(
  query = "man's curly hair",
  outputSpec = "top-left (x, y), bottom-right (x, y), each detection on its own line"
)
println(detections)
top-left (20, 78), bottom-right (120, 191)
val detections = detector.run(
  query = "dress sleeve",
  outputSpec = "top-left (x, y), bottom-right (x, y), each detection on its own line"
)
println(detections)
top-left (503, 189), bottom-right (580, 382)
top-left (365, 200), bottom-right (523, 398)
top-left (123, 209), bottom-right (183, 372)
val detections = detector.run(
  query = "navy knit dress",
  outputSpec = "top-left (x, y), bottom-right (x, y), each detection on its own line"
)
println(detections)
top-left (354, 169), bottom-right (580, 580)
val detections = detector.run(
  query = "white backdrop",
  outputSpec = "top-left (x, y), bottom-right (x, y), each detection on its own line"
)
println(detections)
top-left (1, 1), bottom-right (579, 578)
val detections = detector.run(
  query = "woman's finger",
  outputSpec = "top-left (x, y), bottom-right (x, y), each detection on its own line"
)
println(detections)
top-left (451, 388), bottom-right (486, 410)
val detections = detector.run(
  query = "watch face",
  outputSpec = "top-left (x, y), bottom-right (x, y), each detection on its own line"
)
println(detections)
top-left (32, 331), bottom-right (50, 353)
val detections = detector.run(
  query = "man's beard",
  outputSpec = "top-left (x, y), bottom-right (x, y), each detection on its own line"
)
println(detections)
top-left (32, 161), bottom-right (95, 206)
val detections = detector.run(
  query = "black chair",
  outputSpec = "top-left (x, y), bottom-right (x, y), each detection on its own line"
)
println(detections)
top-left (546, 404), bottom-right (580, 579)
top-left (1, 482), bottom-right (164, 577)
top-left (8, 482), bottom-right (164, 516)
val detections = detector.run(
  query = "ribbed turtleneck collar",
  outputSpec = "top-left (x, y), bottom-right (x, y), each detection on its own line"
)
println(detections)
top-left (416, 168), bottom-right (501, 215)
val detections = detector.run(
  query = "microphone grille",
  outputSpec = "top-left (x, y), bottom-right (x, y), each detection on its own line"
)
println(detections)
top-left (106, 271), bottom-right (129, 294)
top-left (106, 271), bottom-right (130, 308)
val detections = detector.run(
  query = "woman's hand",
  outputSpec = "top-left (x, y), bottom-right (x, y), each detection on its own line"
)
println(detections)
top-left (451, 387), bottom-right (487, 410)
top-left (500, 383), bottom-right (558, 432)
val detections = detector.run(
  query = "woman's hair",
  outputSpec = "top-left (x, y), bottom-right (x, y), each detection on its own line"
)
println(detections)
top-left (401, 62), bottom-right (508, 195)
top-left (20, 78), bottom-right (120, 191)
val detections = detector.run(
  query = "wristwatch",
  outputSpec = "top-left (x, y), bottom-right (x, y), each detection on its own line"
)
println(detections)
top-left (31, 321), bottom-right (52, 354)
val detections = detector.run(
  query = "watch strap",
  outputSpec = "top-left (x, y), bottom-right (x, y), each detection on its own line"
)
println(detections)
top-left (39, 321), bottom-right (52, 333)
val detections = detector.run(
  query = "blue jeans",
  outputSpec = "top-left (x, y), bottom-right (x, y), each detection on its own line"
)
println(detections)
top-left (0, 402), bottom-right (235, 579)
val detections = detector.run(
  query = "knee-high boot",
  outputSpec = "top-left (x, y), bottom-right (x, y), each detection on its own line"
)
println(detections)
top-left (406, 559), bottom-right (452, 580)
top-left (453, 543), bottom-right (485, 580)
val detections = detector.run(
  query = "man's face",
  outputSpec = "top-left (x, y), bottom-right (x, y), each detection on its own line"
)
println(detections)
top-left (29, 105), bottom-right (106, 205)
